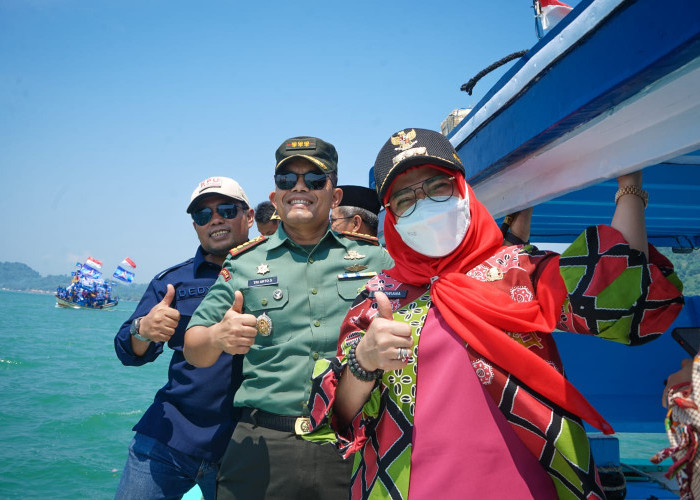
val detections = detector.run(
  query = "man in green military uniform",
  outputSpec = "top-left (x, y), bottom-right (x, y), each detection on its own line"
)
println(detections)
top-left (184, 136), bottom-right (393, 500)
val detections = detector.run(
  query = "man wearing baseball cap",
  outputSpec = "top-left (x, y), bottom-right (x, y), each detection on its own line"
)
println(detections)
top-left (185, 136), bottom-right (393, 499)
top-left (115, 176), bottom-right (254, 500)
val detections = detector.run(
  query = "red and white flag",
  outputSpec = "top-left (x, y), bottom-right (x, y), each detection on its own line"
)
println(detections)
top-left (122, 257), bottom-right (136, 269)
top-left (539, 0), bottom-right (573, 31)
top-left (85, 257), bottom-right (103, 269)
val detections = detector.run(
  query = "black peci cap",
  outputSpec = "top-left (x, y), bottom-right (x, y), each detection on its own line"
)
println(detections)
top-left (275, 136), bottom-right (338, 173)
top-left (373, 128), bottom-right (465, 202)
top-left (338, 185), bottom-right (382, 215)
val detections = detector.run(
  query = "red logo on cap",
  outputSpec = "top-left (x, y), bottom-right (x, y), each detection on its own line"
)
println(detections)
top-left (199, 177), bottom-right (223, 193)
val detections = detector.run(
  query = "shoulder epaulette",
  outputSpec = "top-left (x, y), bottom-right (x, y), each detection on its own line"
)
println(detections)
top-left (155, 258), bottom-right (194, 280)
top-left (340, 231), bottom-right (379, 245)
top-left (228, 235), bottom-right (267, 258)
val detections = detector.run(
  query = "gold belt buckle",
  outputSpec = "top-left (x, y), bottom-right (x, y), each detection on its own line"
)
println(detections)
top-left (294, 417), bottom-right (311, 435)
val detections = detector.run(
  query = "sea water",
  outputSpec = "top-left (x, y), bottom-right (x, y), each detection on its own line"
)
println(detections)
top-left (0, 290), bottom-right (673, 499)
top-left (0, 290), bottom-right (170, 499)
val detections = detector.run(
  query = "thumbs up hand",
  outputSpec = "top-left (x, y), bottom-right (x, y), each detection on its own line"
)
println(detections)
top-left (355, 291), bottom-right (413, 372)
top-left (213, 291), bottom-right (259, 355)
top-left (139, 284), bottom-right (181, 342)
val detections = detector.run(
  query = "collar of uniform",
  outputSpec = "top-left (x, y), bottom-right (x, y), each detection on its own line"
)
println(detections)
top-left (267, 223), bottom-right (343, 251)
top-left (328, 226), bottom-right (357, 250)
top-left (264, 225), bottom-right (289, 250)
top-left (193, 246), bottom-right (221, 276)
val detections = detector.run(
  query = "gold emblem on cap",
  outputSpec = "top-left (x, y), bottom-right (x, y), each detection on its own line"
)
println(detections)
top-left (345, 264), bottom-right (368, 272)
top-left (256, 264), bottom-right (270, 275)
top-left (256, 313), bottom-right (273, 336)
top-left (486, 267), bottom-right (503, 281)
top-left (392, 146), bottom-right (427, 167)
top-left (344, 250), bottom-right (366, 260)
top-left (390, 129), bottom-right (417, 151)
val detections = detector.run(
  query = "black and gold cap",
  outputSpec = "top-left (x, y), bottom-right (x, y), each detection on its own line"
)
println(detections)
top-left (373, 128), bottom-right (464, 202)
top-left (275, 136), bottom-right (338, 173)
top-left (338, 185), bottom-right (382, 215)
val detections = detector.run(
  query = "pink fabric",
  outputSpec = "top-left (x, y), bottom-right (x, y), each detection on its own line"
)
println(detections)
top-left (409, 307), bottom-right (557, 499)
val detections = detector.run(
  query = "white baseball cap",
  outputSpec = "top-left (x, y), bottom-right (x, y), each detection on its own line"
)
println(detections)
top-left (186, 176), bottom-right (250, 213)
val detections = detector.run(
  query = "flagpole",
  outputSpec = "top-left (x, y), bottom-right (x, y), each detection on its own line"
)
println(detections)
top-left (533, 0), bottom-right (545, 40)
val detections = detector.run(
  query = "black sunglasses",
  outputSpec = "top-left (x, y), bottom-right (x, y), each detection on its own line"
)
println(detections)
top-left (274, 171), bottom-right (328, 190)
top-left (191, 203), bottom-right (242, 226)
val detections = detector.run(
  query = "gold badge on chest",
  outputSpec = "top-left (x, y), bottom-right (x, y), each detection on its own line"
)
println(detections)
top-left (345, 264), bottom-right (368, 272)
top-left (256, 313), bottom-right (273, 336)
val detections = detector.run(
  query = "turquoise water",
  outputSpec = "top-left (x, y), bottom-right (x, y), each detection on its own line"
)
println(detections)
top-left (0, 290), bottom-right (170, 499)
top-left (0, 289), bottom-right (673, 499)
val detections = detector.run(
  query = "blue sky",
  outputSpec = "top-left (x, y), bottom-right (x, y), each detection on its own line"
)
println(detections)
top-left (0, 0), bottom-right (574, 282)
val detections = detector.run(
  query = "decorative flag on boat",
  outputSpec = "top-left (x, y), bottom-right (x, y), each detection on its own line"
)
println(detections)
top-left (113, 257), bottom-right (137, 283)
top-left (79, 257), bottom-right (103, 279)
top-left (85, 257), bottom-right (103, 269)
top-left (534, 0), bottom-right (573, 37)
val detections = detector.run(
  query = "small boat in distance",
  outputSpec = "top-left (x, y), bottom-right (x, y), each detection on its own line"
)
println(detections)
top-left (55, 257), bottom-right (136, 309)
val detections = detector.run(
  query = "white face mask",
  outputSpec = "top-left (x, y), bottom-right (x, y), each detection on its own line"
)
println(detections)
top-left (394, 194), bottom-right (470, 257)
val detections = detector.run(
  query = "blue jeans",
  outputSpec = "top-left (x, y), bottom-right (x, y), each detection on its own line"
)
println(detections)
top-left (115, 433), bottom-right (218, 500)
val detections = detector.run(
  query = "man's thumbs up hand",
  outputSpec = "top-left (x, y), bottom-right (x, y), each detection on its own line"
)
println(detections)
top-left (138, 284), bottom-right (181, 343)
top-left (213, 291), bottom-right (259, 355)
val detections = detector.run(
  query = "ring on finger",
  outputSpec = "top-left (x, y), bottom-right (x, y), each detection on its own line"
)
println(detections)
top-left (397, 347), bottom-right (405, 360)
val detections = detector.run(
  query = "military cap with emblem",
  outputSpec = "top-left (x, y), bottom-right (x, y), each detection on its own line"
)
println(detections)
top-left (337, 185), bottom-right (382, 216)
top-left (275, 136), bottom-right (338, 173)
top-left (373, 128), bottom-right (465, 202)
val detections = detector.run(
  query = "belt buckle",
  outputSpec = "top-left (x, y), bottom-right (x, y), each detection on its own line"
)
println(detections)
top-left (294, 417), bottom-right (311, 435)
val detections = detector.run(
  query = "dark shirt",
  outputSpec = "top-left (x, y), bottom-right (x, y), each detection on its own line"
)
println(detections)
top-left (114, 247), bottom-right (242, 462)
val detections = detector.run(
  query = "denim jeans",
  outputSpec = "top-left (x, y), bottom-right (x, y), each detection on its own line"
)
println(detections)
top-left (115, 433), bottom-right (218, 500)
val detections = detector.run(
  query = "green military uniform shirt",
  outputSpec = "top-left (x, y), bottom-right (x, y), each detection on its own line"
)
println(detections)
top-left (188, 225), bottom-right (393, 416)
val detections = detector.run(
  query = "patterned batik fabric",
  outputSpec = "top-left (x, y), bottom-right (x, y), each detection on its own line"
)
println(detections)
top-left (306, 225), bottom-right (684, 499)
top-left (556, 225), bottom-right (683, 344)
top-left (652, 354), bottom-right (700, 499)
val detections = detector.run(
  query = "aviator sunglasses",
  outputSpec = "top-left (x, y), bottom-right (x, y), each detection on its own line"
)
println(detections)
top-left (191, 203), bottom-right (243, 226)
top-left (274, 170), bottom-right (328, 190)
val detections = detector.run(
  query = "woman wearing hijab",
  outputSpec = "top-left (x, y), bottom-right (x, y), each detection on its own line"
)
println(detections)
top-left (305, 128), bottom-right (684, 499)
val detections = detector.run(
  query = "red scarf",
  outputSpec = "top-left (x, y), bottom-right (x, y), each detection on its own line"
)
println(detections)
top-left (383, 166), bottom-right (612, 433)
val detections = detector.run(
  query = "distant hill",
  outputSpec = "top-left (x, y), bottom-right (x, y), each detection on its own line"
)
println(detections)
top-left (664, 250), bottom-right (700, 296)
top-left (0, 261), bottom-right (147, 301)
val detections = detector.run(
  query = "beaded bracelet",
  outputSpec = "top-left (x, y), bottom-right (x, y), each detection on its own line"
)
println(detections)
top-left (615, 185), bottom-right (649, 208)
top-left (347, 344), bottom-right (384, 382)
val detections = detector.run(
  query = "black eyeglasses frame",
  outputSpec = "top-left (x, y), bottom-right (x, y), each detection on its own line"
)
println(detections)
top-left (385, 175), bottom-right (457, 218)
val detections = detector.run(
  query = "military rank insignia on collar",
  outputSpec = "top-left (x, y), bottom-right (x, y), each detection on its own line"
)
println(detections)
top-left (340, 231), bottom-right (379, 245)
top-left (219, 269), bottom-right (231, 281)
top-left (228, 235), bottom-right (267, 258)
